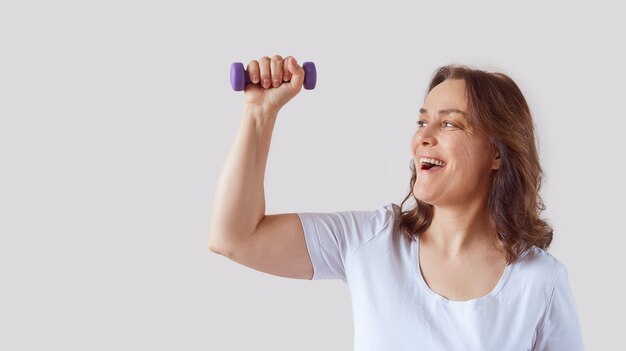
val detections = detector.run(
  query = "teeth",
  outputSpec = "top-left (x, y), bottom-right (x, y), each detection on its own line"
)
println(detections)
top-left (419, 157), bottom-right (446, 167)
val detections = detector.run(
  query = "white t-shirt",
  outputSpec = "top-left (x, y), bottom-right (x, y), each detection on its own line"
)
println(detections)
top-left (296, 202), bottom-right (584, 351)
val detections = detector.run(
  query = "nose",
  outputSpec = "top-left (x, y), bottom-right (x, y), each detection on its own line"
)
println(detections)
top-left (417, 127), bottom-right (437, 146)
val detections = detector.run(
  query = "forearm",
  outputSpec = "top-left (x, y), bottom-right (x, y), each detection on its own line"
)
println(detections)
top-left (208, 104), bottom-right (278, 252)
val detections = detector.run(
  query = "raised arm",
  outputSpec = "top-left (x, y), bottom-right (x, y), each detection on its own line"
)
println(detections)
top-left (208, 55), bottom-right (314, 280)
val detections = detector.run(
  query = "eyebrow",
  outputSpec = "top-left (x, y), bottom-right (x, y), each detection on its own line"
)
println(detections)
top-left (419, 108), bottom-right (467, 115)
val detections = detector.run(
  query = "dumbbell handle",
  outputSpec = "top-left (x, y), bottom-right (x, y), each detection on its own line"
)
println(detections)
top-left (230, 61), bottom-right (317, 91)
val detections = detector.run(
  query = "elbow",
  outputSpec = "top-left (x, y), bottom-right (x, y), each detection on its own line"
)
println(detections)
top-left (208, 235), bottom-right (232, 256)
top-left (208, 242), bottom-right (221, 254)
top-left (208, 233), bottom-right (224, 255)
top-left (209, 229), bottom-right (248, 257)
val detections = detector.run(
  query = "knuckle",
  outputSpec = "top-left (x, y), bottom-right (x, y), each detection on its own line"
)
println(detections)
top-left (259, 56), bottom-right (270, 63)
top-left (271, 54), bottom-right (284, 62)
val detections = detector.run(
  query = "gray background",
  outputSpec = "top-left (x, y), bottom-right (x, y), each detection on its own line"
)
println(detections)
top-left (1, 0), bottom-right (623, 349)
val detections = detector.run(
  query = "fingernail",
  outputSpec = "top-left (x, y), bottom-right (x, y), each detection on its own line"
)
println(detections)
top-left (273, 80), bottom-right (280, 87)
top-left (263, 78), bottom-right (270, 88)
top-left (252, 75), bottom-right (258, 83)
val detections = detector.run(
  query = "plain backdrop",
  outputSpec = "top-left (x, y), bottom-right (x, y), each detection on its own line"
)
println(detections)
top-left (1, 0), bottom-right (624, 350)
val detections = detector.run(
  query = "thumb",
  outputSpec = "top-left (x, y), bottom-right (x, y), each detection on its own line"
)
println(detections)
top-left (287, 57), bottom-right (305, 90)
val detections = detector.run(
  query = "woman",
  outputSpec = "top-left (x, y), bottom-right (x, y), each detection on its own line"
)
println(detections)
top-left (208, 55), bottom-right (584, 350)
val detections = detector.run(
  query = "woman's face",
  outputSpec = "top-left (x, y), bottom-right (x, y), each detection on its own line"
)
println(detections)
top-left (411, 79), bottom-right (500, 207)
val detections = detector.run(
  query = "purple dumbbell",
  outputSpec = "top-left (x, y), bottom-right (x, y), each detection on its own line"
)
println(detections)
top-left (230, 61), bottom-right (317, 91)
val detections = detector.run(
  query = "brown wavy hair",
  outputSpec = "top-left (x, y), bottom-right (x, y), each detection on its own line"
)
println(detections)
top-left (396, 64), bottom-right (553, 264)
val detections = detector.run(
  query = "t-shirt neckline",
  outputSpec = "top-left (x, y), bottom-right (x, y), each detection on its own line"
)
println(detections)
top-left (411, 232), bottom-right (513, 306)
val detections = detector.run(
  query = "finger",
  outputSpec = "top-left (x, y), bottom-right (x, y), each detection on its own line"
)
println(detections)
top-left (246, 60), bottom-right (260, 84)
top-left (283, 56), bottom-right (293, 82)
top-left (270, 54), bottom-right (284, 88)
top-left (286, 57), bottom-right (304, 90)
top-left (258, 56), bottom-right (271, 88)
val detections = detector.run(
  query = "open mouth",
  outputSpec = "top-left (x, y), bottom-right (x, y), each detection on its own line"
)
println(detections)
top-left (420, 163), bottom-right (440, 170)
top-left (418, 157), bottom-right (446, 171)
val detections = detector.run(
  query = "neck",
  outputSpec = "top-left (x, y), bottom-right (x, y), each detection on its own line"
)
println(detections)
top-left (422, 197), bottom-right (500, 258)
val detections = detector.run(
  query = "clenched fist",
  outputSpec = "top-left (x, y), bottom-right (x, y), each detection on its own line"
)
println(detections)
top-left (243, 55), bottom-right (305, 114)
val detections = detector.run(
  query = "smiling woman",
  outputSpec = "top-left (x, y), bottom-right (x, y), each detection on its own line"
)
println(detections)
top-left (209, 58), bottom-right (585, 350)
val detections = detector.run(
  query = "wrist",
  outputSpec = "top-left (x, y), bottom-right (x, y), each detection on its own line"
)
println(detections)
top-left (242, 103), bottom-right (279, 128)
top-left (243, 103), bottom-right (279, 116)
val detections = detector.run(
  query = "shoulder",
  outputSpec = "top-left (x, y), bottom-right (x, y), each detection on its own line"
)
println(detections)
top-left (351, 202), bottom-right (398, 238)
top-left (517, 246), bottom-right (564, 271)
top-left (346, 202), bottom-right (401, 251)
top-left (380, 202), bottom-right (400, 219)
top-left (347, 202), bottom-right (398, 229)
top-left (511, 246), bottom-right (566, 296)
top-left (376, 202), bottom-right (401, 231)
top-left (377, 202), bottom-right (402, 223)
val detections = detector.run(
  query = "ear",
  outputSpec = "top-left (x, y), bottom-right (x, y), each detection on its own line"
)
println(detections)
top-left (491, 149), bottom-right (501, 170)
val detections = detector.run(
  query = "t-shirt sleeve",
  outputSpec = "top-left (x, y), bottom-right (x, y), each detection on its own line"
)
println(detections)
top-left (533, 263), bottom-right (585, 350)
top-left (296, 202), bottom-right (397, 282)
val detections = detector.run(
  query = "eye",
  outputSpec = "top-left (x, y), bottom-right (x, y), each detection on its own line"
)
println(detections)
top-left (417, 120), bottom-right (459, 129)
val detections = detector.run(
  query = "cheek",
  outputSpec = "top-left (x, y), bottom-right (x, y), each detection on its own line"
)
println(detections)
top-left (447, 142), bottom-right (486, 173)
top-left (459, 148), bottom-right (492, 174)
